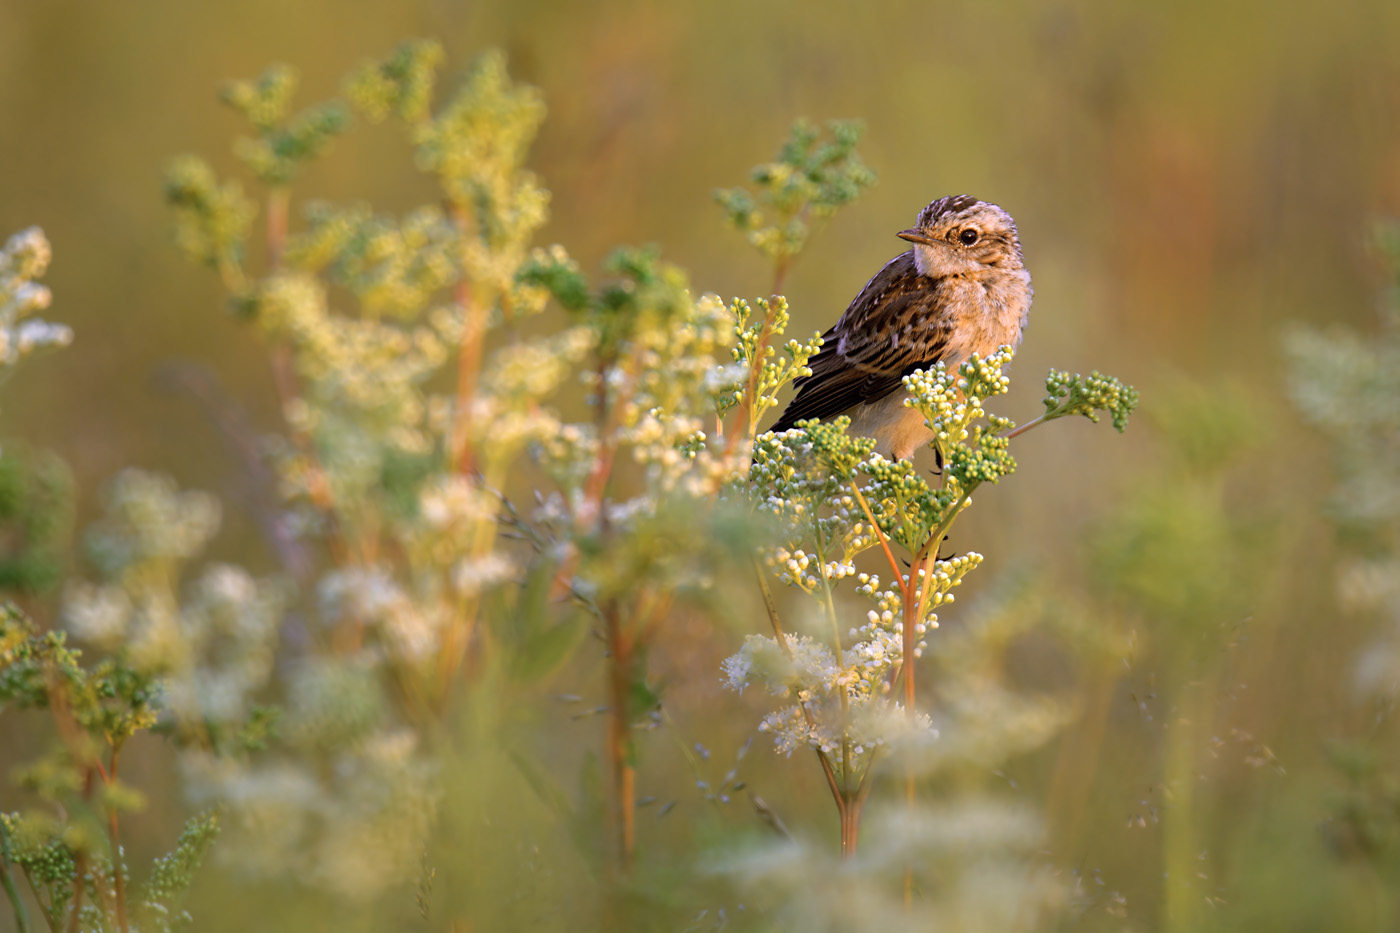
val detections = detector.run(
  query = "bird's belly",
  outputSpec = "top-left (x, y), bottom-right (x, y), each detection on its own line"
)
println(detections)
top-left (846, 393), bottom-right (932, 460)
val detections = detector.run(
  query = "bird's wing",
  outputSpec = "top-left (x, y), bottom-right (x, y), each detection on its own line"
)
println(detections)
top-left (768, 251), bottom-right (952, 433)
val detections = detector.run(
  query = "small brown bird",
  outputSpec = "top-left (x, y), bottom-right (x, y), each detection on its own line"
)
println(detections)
top-left (768, 195), bottom-right (1033, 459)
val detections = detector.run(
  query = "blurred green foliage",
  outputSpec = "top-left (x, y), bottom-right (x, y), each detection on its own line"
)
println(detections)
top-left (715, 119), bottom-right (875, 278)
top-left (0, 447), bottom-right (73, 596)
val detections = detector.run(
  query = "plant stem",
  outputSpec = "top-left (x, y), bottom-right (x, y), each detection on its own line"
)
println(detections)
top-left (450, 276), bottom-right (485, 476)
top-left (550, 346), bottom-right (643, 601)
top-left (449, 202), bottom-right (487, 477)
top-left (604, 601), bottom-right (636, 874)
top-left (0, 842), bottom-right (31, 933)
top-left (849, 481), bottom-right (909, 602)
top-left (104, 748), bottom-right (128, 933)
top-left (63, 858), bottom-right (82, 933)
top-left (813, 533), bottom-right (845, 658)
top-left (65, 854), bottom-right (84, 931)
top-left (1002, 412), bottom-right (1048, 441)
top-left (902, 558), bottom-right (921, 909)
top-left (753, 558), bottom-right (850, 828)
top-left (20, 864), bottom-right (58, 933)
top-left (1164, 681), bottom-right (1205, 933)
top-left (1045, 668), bottom-right (1117, 857)
top-left (64, 764), bottom-right (103, 933)
top-left (771, 256), bottom-right (791, 300)
top-left (259, 187), bottom-right (350, 568)
top-left (815, 532), bottom-right (863, 856)
top-left (898, 485), bottom-right (972, 909)
top-left (753, 560), bottom-right (788, 645)
top-left (839, 797), bottom-right (859, 858)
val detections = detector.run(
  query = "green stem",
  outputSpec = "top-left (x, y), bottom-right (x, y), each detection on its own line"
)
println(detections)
top-left (104, 747), bottom-right (128, 933)
top-left (752, 559), bottom-right (788, 647)
top-left (1002, 411), bottom-right (1052, 441)
top-left (19, 865), bottom-right (57, 933)
top-left (812, 531), bottom-right (845, 662)
top-left (0, 850), bottom-right (31, 933)
top-left (1163, 681), bottom-right (1205, 933)
top-left (814, 530), bottom-right (856, 835)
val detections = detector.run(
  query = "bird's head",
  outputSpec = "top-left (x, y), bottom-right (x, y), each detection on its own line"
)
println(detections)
top-left (898, 195), bottom-right (1026, 279)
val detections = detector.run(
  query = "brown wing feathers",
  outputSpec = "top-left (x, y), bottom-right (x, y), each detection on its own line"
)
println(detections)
top-left (768, 251), bottom-right (950, 433)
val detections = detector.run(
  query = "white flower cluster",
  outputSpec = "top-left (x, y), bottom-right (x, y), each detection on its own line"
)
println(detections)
top-left (164, 564), bottom-right (288, 725)
top-left (320, 566), bottom-right (426, 659)
top-left (723, 592), bottom-right (936, 765)
top-left (902, 346), bottom-right (1015, 453)
top-left (0, 226), bottom-right (70, 371)
top-left (60, 578), bottom-right (186, 675)
top-left (1287, 304), bottom-right (1400, 705)
top-left (82, 469), bottom-right (222, 576)
top-left (768, 547), bottom-right (861, 593)
top-left (60, 471), bottom-right (287, 726)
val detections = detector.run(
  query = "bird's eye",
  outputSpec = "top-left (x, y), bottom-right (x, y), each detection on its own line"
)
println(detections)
top-left (958, 228), bottom-right (980, 246)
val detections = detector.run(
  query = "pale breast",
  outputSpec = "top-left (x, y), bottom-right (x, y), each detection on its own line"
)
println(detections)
top-left (940, 270), bottom-right (1033, 370)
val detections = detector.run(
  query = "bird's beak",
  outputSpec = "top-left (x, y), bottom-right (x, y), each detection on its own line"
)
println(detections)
top-left (897, 228), bottom-right (937, 246)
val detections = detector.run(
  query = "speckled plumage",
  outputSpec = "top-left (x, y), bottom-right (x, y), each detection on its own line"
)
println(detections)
top-left (769, 195), bottom-right (1033, 459)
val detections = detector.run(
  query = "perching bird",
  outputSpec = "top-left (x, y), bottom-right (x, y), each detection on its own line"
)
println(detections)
top-left (768, 195), bottom-right (1032, 460)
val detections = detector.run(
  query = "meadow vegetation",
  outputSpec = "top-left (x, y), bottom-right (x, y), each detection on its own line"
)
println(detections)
top-left (0, 35), bottom-right (1396, 933)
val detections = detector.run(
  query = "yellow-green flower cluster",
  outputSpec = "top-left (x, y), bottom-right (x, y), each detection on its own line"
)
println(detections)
top-left (163, 156), bottom-right (256, 282)
top-left (134, 811), bottom-right (219, 930)
top-left (289, 203), bottom-right (459, 320)
top-left (248, 268), bottom-right (452, 513)
top-left (223, 64), bottom-right (349, 187)
top-left (720, 296), bottom-right (823, 424)
top-left (715, 119), bottom-right (876, 264)
top-left (344, 39), bottom-right (444, 125)
top-left (221, 64), bottom-right (298, 132)
top-left (0, 810), bottom-right (77, 918)
top-left (527, 248), bottom-right (750, 517)
top-left (1041, 368), bottom-right (1140, 432)
top-left (349, 42), bottom-right (554, 321)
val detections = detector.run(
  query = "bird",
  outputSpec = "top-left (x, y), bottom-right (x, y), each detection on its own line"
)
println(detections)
top-left (767, 195), bottom-right (1033, 460)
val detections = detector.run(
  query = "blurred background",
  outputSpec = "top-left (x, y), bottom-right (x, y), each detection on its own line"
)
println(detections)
top-left (3, 1), bottom-right (1400, 930)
